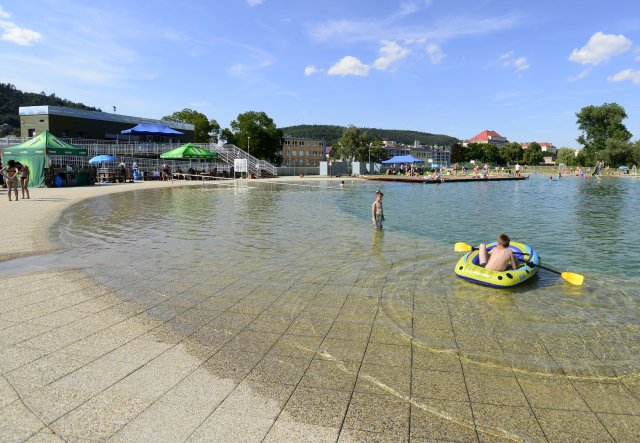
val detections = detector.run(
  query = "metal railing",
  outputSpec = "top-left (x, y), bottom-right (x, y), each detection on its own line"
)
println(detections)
top-left (1, 137), bottom-right (278, 177)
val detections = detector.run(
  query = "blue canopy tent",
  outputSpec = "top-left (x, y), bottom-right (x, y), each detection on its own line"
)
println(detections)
top-left (381, 155), bottom-right (423, 164)
top-left (121, 123), bottom-right (185, 136)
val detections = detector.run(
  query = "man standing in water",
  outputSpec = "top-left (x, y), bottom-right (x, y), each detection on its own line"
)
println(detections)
top-left (372, 190), bottom-right (384, 230)
top-left (479, 234), bottom-right (518, 271)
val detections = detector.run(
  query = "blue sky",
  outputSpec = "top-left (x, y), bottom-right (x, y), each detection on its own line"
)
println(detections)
top-left (2, 0), bottom-right (640, 147)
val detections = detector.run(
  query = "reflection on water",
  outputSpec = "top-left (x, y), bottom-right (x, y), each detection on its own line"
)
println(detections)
top-left (42, 178), bottom-right (640, 379)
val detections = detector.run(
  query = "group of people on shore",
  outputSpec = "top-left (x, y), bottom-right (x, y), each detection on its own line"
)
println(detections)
top-left (1, 159), bottom-right (30, 201)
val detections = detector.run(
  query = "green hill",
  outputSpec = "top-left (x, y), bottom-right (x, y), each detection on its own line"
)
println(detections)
top-left (0, 83), bottom-right (100, 136)
top-left (279, 124), bottom-right (459, 146)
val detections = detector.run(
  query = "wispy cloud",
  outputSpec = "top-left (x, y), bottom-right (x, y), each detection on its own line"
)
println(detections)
top-left (426, 43), bottom-right (444, 64)
top-left (373, 40), bottom-right (410, 70)
top-left (0, 6), bottom-right (42, 46)
top-left (304, 65), bottom-right (320, 76)
top-left (609, 69), bottom-right (640, 84)
top-left (247, 0), bottom-right (265, 6)
top-left (500, 51), bottom-right (530, 72)
top-left (568, 67), bottom-right (592, 82)
top-left (569, 32), bottom-right (632, 65)
top-left (328, 56), bottom-right (370, 76)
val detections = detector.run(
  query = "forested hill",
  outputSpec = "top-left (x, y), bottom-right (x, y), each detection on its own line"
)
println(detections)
top-left (0, 83), bottom-right (100, 134)
top-left (279, 124), bottom-right (460, 146)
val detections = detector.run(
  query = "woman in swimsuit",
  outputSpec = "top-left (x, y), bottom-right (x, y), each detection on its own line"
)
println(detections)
top-left (0, 159), bottom-right (19, 201)
top-left (16, 162), bottom-right (30, 199)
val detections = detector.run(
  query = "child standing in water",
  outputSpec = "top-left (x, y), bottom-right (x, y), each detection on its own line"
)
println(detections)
top-left (371, 190), bottom-right (384, 230)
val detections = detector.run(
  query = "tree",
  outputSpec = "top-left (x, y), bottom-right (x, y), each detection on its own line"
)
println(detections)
top-left (576, 103), bottom-right (632, 163)
top-left (464, 143), bottom-right (485, 162)
top-left (602, 139), bottom-right (632, 166)
top-left (163, 108), bottom-right (218, 143)
top-left (523, 142), bottom-right (544, 165)
top-left (501, 142), bottom-right (523, 164)
top-left (229, 111), bottom-right (283, 162)
top-left (632, 140), bottom-right (640, 166)
top-left (336, 125), bottom-right (369, 161)
top-left (369, 138), bottom-right (387, 163)
top-left (480, 144), bottom-right (500, 164)
top-left (556, 148), bottom-right (577, 166)
top-left (450, 143), bottom-right (464, 164)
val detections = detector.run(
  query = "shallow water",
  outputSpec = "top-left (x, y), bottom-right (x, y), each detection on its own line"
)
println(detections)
top-left (40, 176), bottom-right (640, 379)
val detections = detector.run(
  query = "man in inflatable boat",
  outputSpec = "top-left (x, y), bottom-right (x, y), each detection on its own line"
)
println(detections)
top-left (479, 234), bottom-right (518, 271)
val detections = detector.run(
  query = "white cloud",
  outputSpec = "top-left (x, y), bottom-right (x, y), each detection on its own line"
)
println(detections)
top-left (500, 51), bottom-right (529, 72)
top-left (569, 32), bottom-right (632, 65)
top-left (568, 67), bottom-right (592, 82)
top-left (304, 65), bottom-right (320, 76)
top-left (426, 43), bottom-right (444, 64)
top-left (247, 0), bottom-right (265, 6)
top-left (328, 56), bottom-right (370, 76)
top-left (373, 40), bottom-right (410, 70)
top-left (609, 69), bottom-right (640, 84)
top-left (0, 6), bottom-right (42, 46)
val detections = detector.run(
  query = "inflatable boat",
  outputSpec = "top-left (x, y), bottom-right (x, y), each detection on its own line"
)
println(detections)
top-left (454, 241), bottom-right (540, 288)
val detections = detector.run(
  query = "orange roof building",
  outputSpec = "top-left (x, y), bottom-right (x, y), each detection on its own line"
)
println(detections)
top-left (464, 130), bottom-right (508, 147)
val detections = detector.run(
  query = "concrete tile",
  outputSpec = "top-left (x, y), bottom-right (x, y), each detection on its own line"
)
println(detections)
top-left (7, 352), bottom-right (93, 394)
top-left (54, 358), bottom-right (140, 396)
top-left (270, 334), bottom-right (322, 358)
top-left (265, 420), bottom-right (339, 443)
top-left (245, 314), bottom-right (292, 334)
top-left (27, 309), bottom-right (90, 328)
top-left (0, 344), bottom-right (50, 373)
top-left (25, 430), bottom-right (66, 442)
top-left (516, 374), bottom-right (590, 411)
top-left (410, 398), bottom-right (477, 441)
top-left (573, 381), bottom-right (640, 414)
top-left (412, 347), bottom-right (461, 372)
top-left (247, 354), bottom-right (310, 385)
top-left (22, 384), bottom-right (93, 424)
top-left (355, 363), bottom-right (411, 398)
top-left (338, 428), bottom-right (408, 442)
top-left (412, 368), bottom-right (468, 402)
top-left (108, 401), bottom-right (210, 442)
top-left (326, 321), bottom-right (372, 342)
top-left (0, 399), bottom-right (45, 441)
top-left (466, 373), bottom-right (529, 407)
top-left (317, 338), bottom-right (368, 363)
top-left (50, 391), bottom-right (151, 441)
top-left (106, 365), bottom-right (189, 402)
top-left (144, 343), bottom-right (205, 373)
top-left (216, 380), bottom-right (294, 418)
top-left (0, 323), bottom-right (52, 349)
top-left (535, 408), bottom-right (615, 442)
top-left (162, 366), bottom-right (236, 410)
top-left (0, 375), bottom-right (19, 408)
top-left (363, 343), bottom-right (411, 368)
top-left (203, 349), bottom-right (264, 383)
top-left (369, 322), bottom-right (410, 346)
top-left (287, 318), bottom-right (334, 337)
top-left (224, 330), bottom-right (281, 355)
top-left (281, 386), bottom-right (351, 428)
top-left (598, 413), bottom-right (640, 442)
top-left (472, 403), bottom-right (545, 442)
top-left (103, 337), bottom-right (173, 365)
top-left (343, 392), bottom-right (410, 437)
top-left (187, 411), bottom-right (274, 442)
top-left (299, 359), bottom-right (358, 391)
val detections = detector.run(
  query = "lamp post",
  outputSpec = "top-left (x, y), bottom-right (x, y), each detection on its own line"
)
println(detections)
top-left (247, 136), bottom-right (250, 178)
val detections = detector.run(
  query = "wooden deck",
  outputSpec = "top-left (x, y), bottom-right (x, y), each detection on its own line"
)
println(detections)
top-left (360, 174), bottom-right (530, 184)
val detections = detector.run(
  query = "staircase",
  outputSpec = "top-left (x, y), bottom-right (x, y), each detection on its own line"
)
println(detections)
top-left (207, 143), bottom-right (278, 178)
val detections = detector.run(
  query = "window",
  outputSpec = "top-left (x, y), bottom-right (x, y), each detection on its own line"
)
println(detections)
top-left (28, 129), bottom-right (35, 137)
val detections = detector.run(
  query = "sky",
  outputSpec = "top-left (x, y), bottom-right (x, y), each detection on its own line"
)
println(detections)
top-left (2, 0), bottom-right (640, 148)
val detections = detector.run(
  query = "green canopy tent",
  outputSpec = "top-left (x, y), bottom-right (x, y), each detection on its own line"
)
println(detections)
top-left (1, 131), bottom-right (88, 187)
top-left (160, 143), bottom-right (219, 160)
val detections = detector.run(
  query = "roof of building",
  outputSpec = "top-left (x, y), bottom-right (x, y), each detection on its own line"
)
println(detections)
top-left (467, 130), bottom-right (506, 142)
top-left (19, 106), bottom-right (194, 131)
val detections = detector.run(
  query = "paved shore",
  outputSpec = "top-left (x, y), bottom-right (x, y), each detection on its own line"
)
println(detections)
top-left (1, 178), bottom-right (639, 442)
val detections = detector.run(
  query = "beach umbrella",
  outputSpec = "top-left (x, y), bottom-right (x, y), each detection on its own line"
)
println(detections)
top-left (89, 155), bottom-right (117, 164)
top-left (160, 143), bottom-right (218, 160)
top-left (618, 166), bottom-right (629, 171)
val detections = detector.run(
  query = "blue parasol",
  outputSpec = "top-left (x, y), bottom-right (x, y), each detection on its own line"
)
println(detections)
top-left (89, 155), bottom-right (117, 164)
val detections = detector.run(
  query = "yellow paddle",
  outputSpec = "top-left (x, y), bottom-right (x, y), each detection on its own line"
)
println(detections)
top-left (454, 242), bottom-right (584, 286)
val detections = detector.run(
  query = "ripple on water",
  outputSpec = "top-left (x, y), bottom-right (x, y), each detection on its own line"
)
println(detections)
top-left (44, 180), bottom-right (640, 381)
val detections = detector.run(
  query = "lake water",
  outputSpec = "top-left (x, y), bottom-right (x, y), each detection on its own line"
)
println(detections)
top-left (48, 176), bottom-right (640, 380)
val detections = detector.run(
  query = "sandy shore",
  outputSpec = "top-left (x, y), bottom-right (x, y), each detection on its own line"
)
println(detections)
top-left (1, 178), bottom-right (638, 442)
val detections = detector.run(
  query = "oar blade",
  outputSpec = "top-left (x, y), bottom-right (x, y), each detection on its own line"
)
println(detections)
top-left (454, 242), bottom-right (473, 252)
top-left (561, 272), bottom-right (584, 286)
